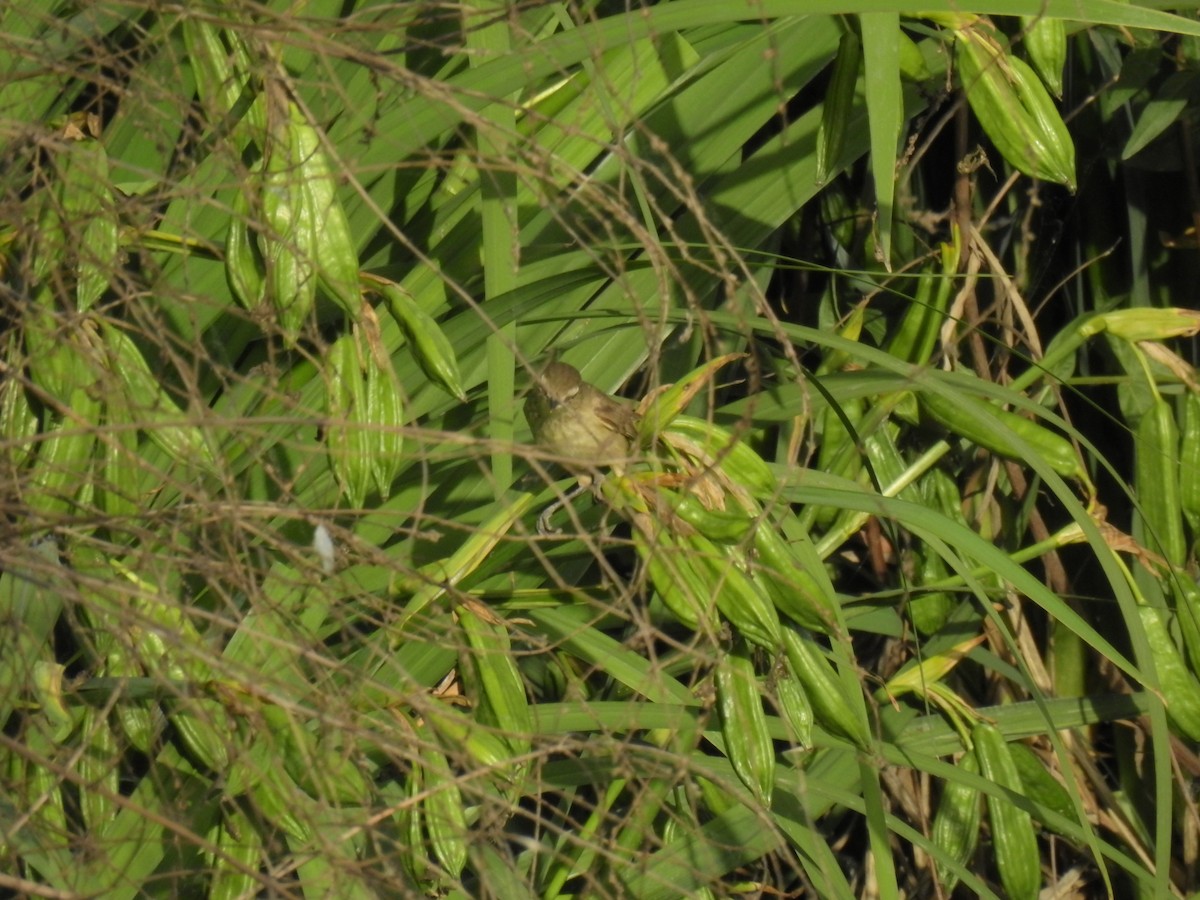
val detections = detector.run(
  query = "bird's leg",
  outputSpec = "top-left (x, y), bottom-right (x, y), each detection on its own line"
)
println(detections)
top-left (536, 475), bottom-right (594, 535)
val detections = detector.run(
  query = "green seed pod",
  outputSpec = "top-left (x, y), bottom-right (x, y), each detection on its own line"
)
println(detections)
top-left (77, 707), bottom-right (119, 833)
top-left (897, 29), bottom-right (932, 82)
top-left (396, 756), bottom-right (427, 883)
top-left (76, 188), bottom-right (118, 311)
top-left (1177, 392), bottom-right (1200, 537)
top-left (1172, 577), bottom-right (1200, 680)
top-left (972, 723), bottom-right (1041, 900)
top-left (33, 136), bottom-right (118, 308)
top-left (27, 389), bottom-right (100, 520)
top-left (782, 626), bottom-right (870, 748)
top-left (248, 767), bottom-right (312, 842)
top-left (181, 18), bottom-right (254, 129)
top-left (637, 353), bottom-right (742, 442)
top-left (955, 24), bottom-right (1075, 189)
top-left (634, 525), bottom-right (714, 631)
top-left (102, 636), bottom-right (159, 753)
top-left (459, 605), bottom-right (532, 757)
top-left (420, 737), bottom-right (468, 879)
top-left (909, 547), bottom-right (954, 636)
top-left (715, 643), bottom-right (775, 803)
top-left (12, 726), bottom-right (68, 839)
top-left (887, 241), bottom-right (959, 365)
top-left (753, 522), bottom-right (839, 633)
top-left (1007, 51), bottom-right (1075, 188)
top-left (919, 388), bottom-right (1080, 477)
top-left (1020, 16), bottom-right (1066, 98)
top-left (667, 489), bottom-right (755, 543)
top-left (932, 749), bottom-right (981, 892)
top-left (225, 189), bottom-right (266, 312)
top-left (258, 704), bottom-right (369, 804)
top-left (662, 414), bottom-right (778, 497)
top-left (170, 703), bottom-right (232, 773)
top-left (689, 531), bottom-right (782, 650)
top-left (103, 324), bottom-right (218, 477)
top-left (0, 354), bottom-right (38, 471)
top-left (424, 702), bottom-right (519, 779)
top-left (32, 660), bottom-right (76, 742)
top-left (773, 662), bottom-right (814, 748)
top-left (260, 106), bottom-right (319, 343)
top-left (1008, 742), bottom-right (1077, 829)
top-left (1098, 307), bottom-right (1200, 343)
top-left (116, 702), bottom-right (157, 756)
top-left (380, 283), bottom-right (466, 400)
top-left (1134, 398), bottom-right (1185, 568)
top-left (809, 397), bottom-right (864, 530)
top-left (286, 105), bottom-right (361, 318)
top-left (99, 396), bottom-right (141, 520)
top-left (886, 267), bottom-right (938, 364)
top-left (1139, 605), bottom-right (1200, 740)
top-left (210, 808), bottom-right (265, 900)
top-left (363, 344), bottom-right (405, 500)
top-left (817, 30), bottom-right (862, 184)
top-left (24, 290), bottom-right (94, 405)
top-left (326, 331), bottom-right (373, 507)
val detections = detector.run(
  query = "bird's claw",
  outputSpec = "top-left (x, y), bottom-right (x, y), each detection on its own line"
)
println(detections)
top-left (536, 481), bottom-right (591, 536)
top-left (537, 501), bottom-right (564, 535)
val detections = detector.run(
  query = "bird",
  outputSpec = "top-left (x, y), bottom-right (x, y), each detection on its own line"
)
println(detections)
top-left (523, 362), bottom-right (637, 532)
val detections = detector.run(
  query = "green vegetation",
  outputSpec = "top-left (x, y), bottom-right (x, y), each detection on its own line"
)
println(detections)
top-left (3, 2), bottom-right (1200, 897)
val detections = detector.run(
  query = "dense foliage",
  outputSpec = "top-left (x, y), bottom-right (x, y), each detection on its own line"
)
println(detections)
top-left (4, 2), bottom-right (1200, 897)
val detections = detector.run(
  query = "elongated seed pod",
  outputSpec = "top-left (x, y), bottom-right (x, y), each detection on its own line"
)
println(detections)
top-left (773, 663), bottom-right (814, 747)
top-left (817, 30), bottom-right (862, 183)
top-left (633, 525), bottom-right (713, 631)
top-left (782, 626), bottom-right (870, 748)
top-left (1139, 605), bottom-right (1200, 740)
top-left (1134, 398), bottom-right (1185, 568)
top-left (753, 522), bottom-right (839, 633)
top-left (1178, 392), bottom-right (1200, 536)
top-left (1172, 577), bottom-right (1200, 679)
top-left (932, 749), bottom-right (981, 892)
top-left (663, 415), bottom-right (778, 497)
top-left (955, 25), bottom-right (1075, 189)
top-left (715, 643), bottom-right (775, 803)
top-left (380, 283), bottom-right (466, 400)
top-left (690, 531), bottom-right (782, 650)
top-left (920, 389), bottom-right (1080, 477)
top-left (668, 490), bottom-right (755, 543)
top-left (225, 189), bottom-right (265, 312)
top-left (1020, 15), bottom-right (1066, 97)
top-left (973, 723), bottom-right (1040, 900)
top-left (421, 739), bottom-right (468, 879)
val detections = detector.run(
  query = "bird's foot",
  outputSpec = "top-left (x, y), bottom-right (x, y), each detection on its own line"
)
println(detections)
top-left (536, 481), bottom-right (590, 535)
top-left (537, 500), bottom-right (565, 535)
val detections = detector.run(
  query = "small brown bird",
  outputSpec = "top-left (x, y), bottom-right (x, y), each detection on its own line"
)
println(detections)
top-left (524, 362), bottom-right (636, 468)
top-left (524, 362), bottom-right (637, 531)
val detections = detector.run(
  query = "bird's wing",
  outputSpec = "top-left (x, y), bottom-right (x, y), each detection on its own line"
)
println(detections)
top-left (597, 397), bottom-right (639, 440)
